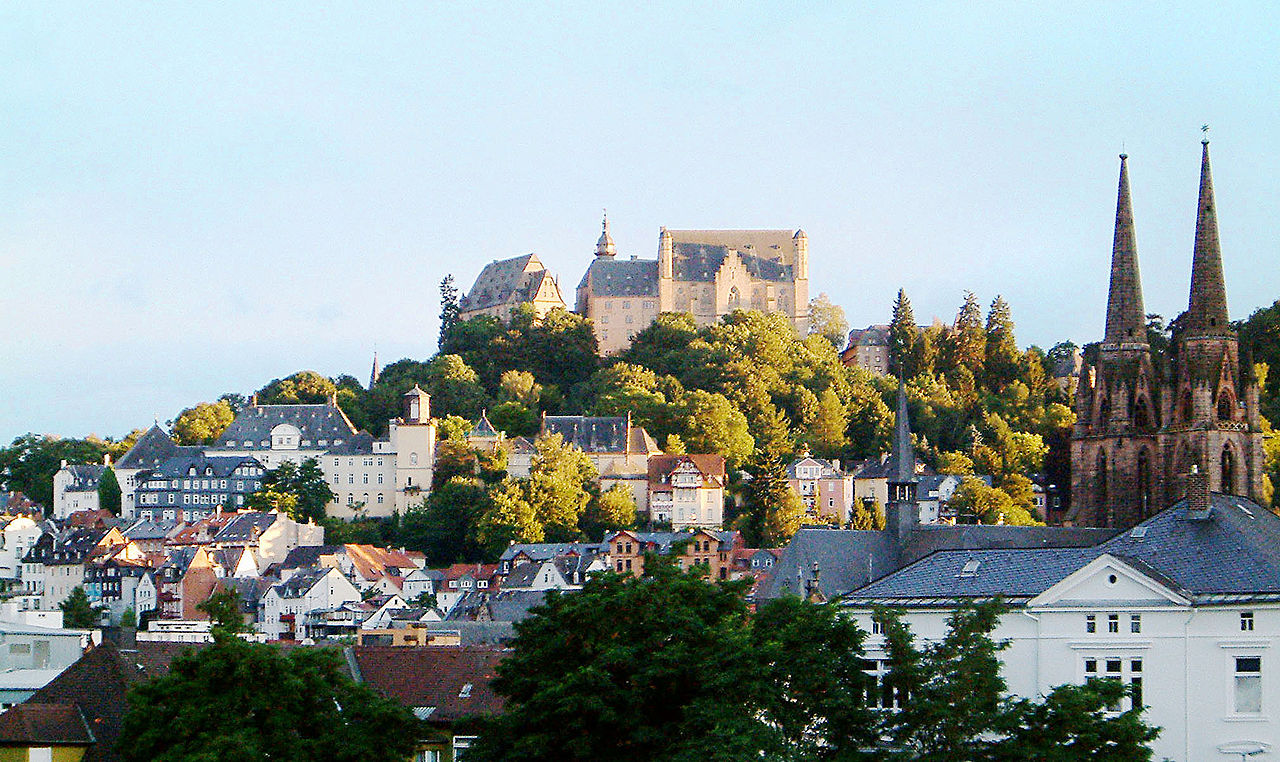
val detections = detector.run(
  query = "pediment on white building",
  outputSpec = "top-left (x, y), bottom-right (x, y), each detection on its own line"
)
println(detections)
top-left (1028, 553), bottom-right (1191, 608)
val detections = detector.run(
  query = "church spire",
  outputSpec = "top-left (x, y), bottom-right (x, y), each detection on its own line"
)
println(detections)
top-left (369, 351), bottom-right (380, 390)
top-left (890, 377), bottom-right (916, 485)
top-left (1104, 154), bottom-right (1147, 345)
top-left (1185, 136), bottom-right (1230, 334)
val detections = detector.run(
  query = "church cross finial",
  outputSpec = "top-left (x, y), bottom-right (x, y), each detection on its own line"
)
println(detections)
top-left (1201, 124), bottom-right (1210, 143)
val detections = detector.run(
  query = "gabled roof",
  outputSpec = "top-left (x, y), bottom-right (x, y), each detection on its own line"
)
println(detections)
top-left (470, 413), bottom-right (499, 439)
top-left (648, 454), bottom-right (726, 485)
top-left (212, 511), bottom-right (279, 543)
top-left (23, 642), bottom-right (193, 762)
top-left (459, 254), bottom-right (562, 312)
top-left (114, 425), bottom-right (195, 470)
top-left (786, 457), bottom-right (846, 479)
top-left (279, 544), bottom-right (341, 571)
top-left (350, 646), bottom-right (505, 724)
top-left (121, 519), bottom-right (178, 541)
top-left (139, 454), bottom-right (262, 480)
top-left (273, 568), bottom-right (335, 598)
top-left (841, 494), bottom-right (1280, 605)
top-left (760, 528), bottom-right (900, 601)
top-left (542, 416), bottom-right (659, 455)
top-left (498, 541), bottom-right (603, 563)
top-left (59, 464), bottom-right (106, 491)
top-left (0, 703), bottom-right (94, 746)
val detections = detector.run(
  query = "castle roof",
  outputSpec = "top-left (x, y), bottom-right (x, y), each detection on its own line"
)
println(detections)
top-left (214, 403), bottom-right (358, 449)
top-left (578, 257), bottom-right (659, 297)
top-left (460, 254), bottom-right (561, 312)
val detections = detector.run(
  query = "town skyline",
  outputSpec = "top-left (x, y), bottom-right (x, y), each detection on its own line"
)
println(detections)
top-left (4, 3), bottom-right (1279, 441)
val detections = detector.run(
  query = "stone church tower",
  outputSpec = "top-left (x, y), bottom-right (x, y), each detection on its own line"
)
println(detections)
top-left (1071, 141), bottom-right (1266, 528)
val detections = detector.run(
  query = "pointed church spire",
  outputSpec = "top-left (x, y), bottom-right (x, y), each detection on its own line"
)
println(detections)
top-left (1185, 136), bottom-right (1230, 333)
top-left (891, 377), bottom-right (916, 484)
top-left (369, 351), bottom-right (380, 390)
top-left (1104, 154), bottom-right (1147, 345)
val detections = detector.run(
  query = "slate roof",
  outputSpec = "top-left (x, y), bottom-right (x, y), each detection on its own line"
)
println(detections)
top-left (419, 621), bottom-right (517, 646)
top-left (350, 646), bottom-right (506, 724)
top-left (499, 541), bottom-right (603, 563)
top-left (471, 413), bottom-right (499, 438)
top-left (542, 416), bottom-right (659, 455)
top-left (670, 244), bottom-right (795, 283)
top-left (279, 544), bottom-right (341, 571)
top-left (121, 519), bottom-right (177, 541)
top-left (274, 568), bottom-right (333, 598)
top-left (786, 457), bottom-right (846, 479)
top-left (140, 453), bottom-right (262, 480)
top-left (114, 425), bottom-right (198, 470)
top-left (60, 464), bottom-right (106, 492)
top-left (0, 703), bottom-right (94, 746)
top-left (841, 494), bottom-right (1280, 605)
top-left (500, 562), bottom-right (546, 589)
top-left (578, 257), bottom-right (660, 297)
top-left (212, 511), bottom-right (279, 543)
top-left (460, 254), bottom-right (557, 312)
top-left (760, 522), bottom-right (1118, 602)
top-left (214, 404), bottom-right (358, 449)
top-left (845, 325), bottom-right (891, 348)
top-left (22, 641), bottom-right (193, 762)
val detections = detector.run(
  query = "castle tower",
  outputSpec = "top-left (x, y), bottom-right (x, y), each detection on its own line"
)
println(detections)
top-left (1071, 154), bottom-right (1162, 527)
top-left (389, 385), bottom-right (436, 511)
top-left (1158, 139), bottom-right (1265, 505)
top-left (595, 212), bottom-right (616, 258)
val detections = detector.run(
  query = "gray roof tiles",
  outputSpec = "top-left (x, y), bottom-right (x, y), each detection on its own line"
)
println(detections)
top-left (580, 258), bottom-right (660, 297)
top-left (115, 425), bottom-right (196, 470)
top-left (215, 404), bottom-right (358, 448)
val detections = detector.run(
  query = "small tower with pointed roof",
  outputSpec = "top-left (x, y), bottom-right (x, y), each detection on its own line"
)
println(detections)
top-left (595, 211), bottom-right (616, 258)
top-left (885, 378), bottom-right (920, 539)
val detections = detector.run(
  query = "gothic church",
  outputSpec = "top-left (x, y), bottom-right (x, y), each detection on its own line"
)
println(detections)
top-left (1070, 140), bottom-right (1266, 528)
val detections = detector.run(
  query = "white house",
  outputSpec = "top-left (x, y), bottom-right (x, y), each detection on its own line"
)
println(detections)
top-left (841, 491), bottom-right (1280, 762)
top-left (258, 567), bottom-right (361, 640)
top-left (51, 461), bottom-right (107, 519)
top-left (0, 517), bottom-right (43, 583)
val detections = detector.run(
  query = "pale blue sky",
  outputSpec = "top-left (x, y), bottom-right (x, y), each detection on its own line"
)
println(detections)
top-left (2, 3), bottom-right (1278, 442)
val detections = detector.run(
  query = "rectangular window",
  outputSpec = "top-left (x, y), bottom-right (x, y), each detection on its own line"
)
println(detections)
top-left (1086, 614), bottom-right (1096, 633)
top-left (1241, 612), bottom-right (1255, 631)
top-left (1130, 614), bottom-right (1141, 633)
top-left (861, 659), bottom-right (904, 710)
top-left (1107, 614), bottom-right (1119, 633)
top-left (1083, 656), bottom-right (1142, 712)
top-left (1235, 657), bottom-right (1262, 714)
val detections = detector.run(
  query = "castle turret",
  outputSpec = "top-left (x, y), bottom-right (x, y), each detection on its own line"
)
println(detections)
top-left (793, 229), bottom-right (809, 280)
top-left (658, 227), bottom-right (673, 279)
top-left (595, 212), bottom-right (616, 258)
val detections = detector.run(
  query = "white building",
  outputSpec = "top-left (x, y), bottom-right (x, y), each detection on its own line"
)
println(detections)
top-left (207, 389), bottom-right (436, 519)
top-left (0, 516), bottom-right (43, 583)
top-left (258, 567), bottom-right (362, 640)
top-left (51, 461), bottom-right (107, 519)
top-left (841, 491), bottom-right (1280, 762)
top-left (647, 454), bottom-right (726, 530)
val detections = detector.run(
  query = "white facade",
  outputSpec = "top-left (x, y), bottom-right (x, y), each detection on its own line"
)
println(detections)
top-left (0, 517), bottom-right (43, 582)
top-left (258, 568), bottom-right (362, 640)
top-left (845, 553), bottom-right (1280, 762)
top-left (51, 463), bottom-right (104, 519)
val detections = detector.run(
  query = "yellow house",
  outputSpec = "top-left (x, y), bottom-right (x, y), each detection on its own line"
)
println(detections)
top-left (0, 704), bottom-right (94, 762)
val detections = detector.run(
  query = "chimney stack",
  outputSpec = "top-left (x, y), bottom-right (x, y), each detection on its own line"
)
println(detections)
top-left (1186, 464), bottom-right (1211, 515)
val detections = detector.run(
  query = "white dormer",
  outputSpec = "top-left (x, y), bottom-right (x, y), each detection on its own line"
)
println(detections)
top-left (271, 423), bottom-right (302, 450)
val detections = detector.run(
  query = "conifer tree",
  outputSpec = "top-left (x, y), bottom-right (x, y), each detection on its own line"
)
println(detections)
top-left (890, 288), bottom-right (919, 378)
top-left (438, 274), bottom-right (460, 349)
top-left (984, 295), bottom-right (1021, 390)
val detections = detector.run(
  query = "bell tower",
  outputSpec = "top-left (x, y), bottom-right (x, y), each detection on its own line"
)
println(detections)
top-left (1071, 154), bottom-right (1161, 527)
top-left (1158, 138), bottom-right (1265, 505)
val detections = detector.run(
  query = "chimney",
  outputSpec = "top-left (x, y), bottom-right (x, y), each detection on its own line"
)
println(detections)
top-left (1186, 464), bottom-right (1211, 516)
top-left (804, 561), bottom-right (826, 603)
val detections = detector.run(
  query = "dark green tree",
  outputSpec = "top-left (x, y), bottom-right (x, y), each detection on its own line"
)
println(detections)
top-left (59, 586), bottom-right (104, 628)
top-left (118, 637), bottom-right (418, 762)
top-left (889, 288), bottom-right (919, 379)
top-left (249, 459), bottom-right (334, 523)
top-left (983, 296), bottom-right (1021, 391)
top-left (255, 371), bottom-right (338, 405)
top-left (439, 273), bottom-right (461, 349)
top-left (97, 467), bottom-right (122, 515)
top-left (742, 457), bottom-right (805, 547)
top-left (467, 558), bottom-right (877, 762)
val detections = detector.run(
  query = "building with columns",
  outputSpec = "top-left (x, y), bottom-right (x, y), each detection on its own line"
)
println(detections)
top-left (1070, 142), bottom-right (1266, 528)
top-left (576, 216), bottom-right (811, 354)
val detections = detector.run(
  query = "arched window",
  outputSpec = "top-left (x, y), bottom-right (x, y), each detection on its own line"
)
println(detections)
top-left (1098, 396), bottom-right (1112, 426)
top-left (1134, 398), bottom-right (1152, 429)
top-left (1221, 446), bottom-right (1236, 495)
top-left (1218, 394), bottom-right (1234, 421)
top-left (1137, 449), bottom-right (1152, 517)
top-left (1180, 391), bottom-right (1194, 423)
top-left (1096, 449), bottom-right (1108, 508)
top-left (727, 286), bottom-right (741, 310)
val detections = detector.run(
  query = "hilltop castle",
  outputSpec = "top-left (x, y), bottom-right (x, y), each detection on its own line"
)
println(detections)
top-left (1070, 141), bottom-right (1266, 527)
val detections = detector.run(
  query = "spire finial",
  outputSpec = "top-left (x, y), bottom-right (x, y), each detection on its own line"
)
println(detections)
top-left (1201, 123), bottom-right (1210, 144)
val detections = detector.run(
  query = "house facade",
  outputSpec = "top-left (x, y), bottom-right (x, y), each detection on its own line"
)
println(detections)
top-left (647, 454), bottom-right (726, 529)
